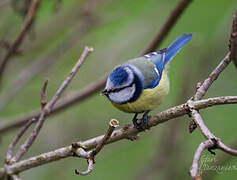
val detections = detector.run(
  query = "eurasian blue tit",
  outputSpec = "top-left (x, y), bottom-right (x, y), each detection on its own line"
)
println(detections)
top-left (102, 34), bottom-right (192, 131)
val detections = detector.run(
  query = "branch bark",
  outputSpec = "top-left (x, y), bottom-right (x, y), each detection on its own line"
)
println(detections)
top-left (5, 118), bottom-right (36, 164)
top-left (188, 108), bottom-right (237, 179)
top-left (10, 47), bottom-right (93, 163)
top-left (229, 10), bottom-right (237, 68)
top-left (190, 140), bottom-right (214, 179)
top-left (0, 96), bottom-right (236, 178)
top-left (194, 53), bottom-right (231, 100)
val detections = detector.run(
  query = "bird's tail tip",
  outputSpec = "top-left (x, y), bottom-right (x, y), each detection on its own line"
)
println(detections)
top-left (165, 33), bottom-right (192, 64)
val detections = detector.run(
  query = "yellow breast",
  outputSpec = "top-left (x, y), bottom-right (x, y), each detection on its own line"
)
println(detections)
top-left (112, 70), bottom-right (170, 113)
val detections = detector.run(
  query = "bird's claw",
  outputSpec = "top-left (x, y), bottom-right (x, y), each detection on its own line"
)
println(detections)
top-left (132, 111), bottom-right (150, 131)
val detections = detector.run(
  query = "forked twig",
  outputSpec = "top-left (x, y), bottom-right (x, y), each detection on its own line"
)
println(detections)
top-left (74, 119), bottom-right (119, 176)
top-left (10, 47), bottom-right (93, 163)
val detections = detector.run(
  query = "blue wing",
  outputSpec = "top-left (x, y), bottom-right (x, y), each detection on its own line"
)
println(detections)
top-left (143, 49), bottom-right (167, 89)
top-left (143, 33), bottom-right (192, 89)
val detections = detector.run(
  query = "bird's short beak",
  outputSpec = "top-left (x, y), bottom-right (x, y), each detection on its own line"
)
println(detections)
top-left (101, 89), bottom-right (108, 95)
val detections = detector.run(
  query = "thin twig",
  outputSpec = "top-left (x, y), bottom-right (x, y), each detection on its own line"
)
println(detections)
top-left (0, 96), bottom-right (236, 177)
top-left (10, 47), bottom-right (93, 163)
top-left (75, 159), bottom-right (94, 176)
top-left (190, 53), bottom-right (231, 133)
top-left (0, 8), bottom-right (97, 111)
top-left (40, 79), bottom-right (48, 109)
top-left (0, 75), bottom-right (107, 134)
top-left (188, 109), bottom-right (237, 178)
top-left (194, 53), bottom-right (231, 100)
top-left (5, 118), bottom-right (36, 164)
top-left (217, 141), bottom-right (237, 156)
top-left (142, 0), bottom-right (192, 55)
top-left (189, 140), bottom-right (214, 179)
top-left (74, 119), bottom-right (119, 176)
top-left (188, 109), bottom-right (214, 139)
top-left (90, 119), bottom-right (119, 159)
top-left (229, 10), bottom-right (237, 67)
top-left (0, 0), bottom-right (42, 82)
top-left (0, 0), bottom-right (193, 135)
top-left (202, 141), bottom-right (237, 179)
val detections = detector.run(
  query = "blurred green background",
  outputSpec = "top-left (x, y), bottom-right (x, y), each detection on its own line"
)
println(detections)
top-left (0, 0), bottom-right (237, 179)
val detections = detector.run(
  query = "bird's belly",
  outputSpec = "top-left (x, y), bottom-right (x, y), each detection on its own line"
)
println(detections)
top-left (112, 71), bottom-right (170, 113)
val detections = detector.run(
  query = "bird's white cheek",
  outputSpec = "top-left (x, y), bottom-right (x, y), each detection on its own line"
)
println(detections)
top-left (108, 84), bottom-right (136, 104)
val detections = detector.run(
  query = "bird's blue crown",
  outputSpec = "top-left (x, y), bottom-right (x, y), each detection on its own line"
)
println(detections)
top-left (109, 66), bottom-right (130, 86)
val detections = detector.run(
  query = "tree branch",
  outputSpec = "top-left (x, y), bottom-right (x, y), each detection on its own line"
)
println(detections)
top-left (188, 108), bottom-right (237, 179)
top-left (0, 0), bottom-right (42, 82)
top-left (229, 10), bottom-right (237, 68)
top-left (5, 118), bottom-right (36, 164)
top-left (90, 119), bottom-right (119, 159)
top-left (189, 140), bottom-right (214, 179)
top-left (10, 47), bottom-right (93, 163)
top-left (142, 0), bottom-right (192, 55)
top-left (40, 79), bottom-right (48, 109)
top-left (0, 96), bottom-right (236, 178)
top-left (75, 159), bottom-right (94, 176)
top-left (194, 53), bottom-right (231, 100)
top-left (0, 0), bottom-right (100, 110)
top-left (0, 75), bottom-right (106, 135)
top-left (74, 119), bottom-right (119, 176)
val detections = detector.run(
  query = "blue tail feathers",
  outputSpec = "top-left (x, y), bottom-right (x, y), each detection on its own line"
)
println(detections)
top-left (164, 33), bottom-right (192, 64)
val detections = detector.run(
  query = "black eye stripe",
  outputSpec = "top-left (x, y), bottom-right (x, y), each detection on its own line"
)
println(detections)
top-left (108, 83), bottom-right (134, 93)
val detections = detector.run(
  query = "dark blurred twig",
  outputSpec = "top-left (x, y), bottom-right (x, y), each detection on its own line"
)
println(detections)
top-left (0, 0), bottom-right (10, 8)
top-left (229, 10), bottom-right (237, 68)
top-left (0, 75), bottom-right (107, 134)
top-left (0, 0), bottom-right (41, 83)
top-left (40, 79), bottom-right (48, 109)
top-left (0, 8), bottom-right (99, 110)
top-left (0, 0), bottom-right (192, 136)
top-left (142, 0), bottom-right (192, 55)
top-left (10, 47), bottom-right (93, 163)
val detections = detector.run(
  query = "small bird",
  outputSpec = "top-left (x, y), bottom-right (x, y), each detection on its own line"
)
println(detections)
top-left (102, 34), bottom-right (192, 131)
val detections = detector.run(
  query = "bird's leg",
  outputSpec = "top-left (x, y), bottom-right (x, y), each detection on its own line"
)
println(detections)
top-left (141, 110), bottom-right (150, 130)
top-left (132, 113), bottom-right (144, 131)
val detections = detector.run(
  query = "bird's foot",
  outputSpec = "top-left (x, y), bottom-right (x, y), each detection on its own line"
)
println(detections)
top-left (132, 111), bottom-right (150, 132)
top-left (142, 111), bottom-right (150, 130)
top-left (132, 113), bottom-right (144, 131)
